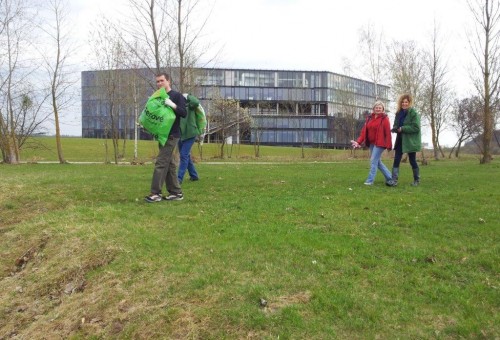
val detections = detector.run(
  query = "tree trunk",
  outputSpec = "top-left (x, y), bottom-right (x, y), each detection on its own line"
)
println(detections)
top-left (8, 130), bottom-right (20, 164)
top-left (481, 0), bottom-right (493, 164)
top-left (177, 0), bottom-right (184, 92)
top-left (52, 94), bottom-right (65, 164)
top-left (481, 110), bottom-right (493, 163)
top-left (448, 143), bottom-right (457, 159)
top-left (455, 143), bottom-right (462, 158)
top-left (220, 140), bottom-right (225, 158)
top-left (2, 136), bottom-right (20, 164)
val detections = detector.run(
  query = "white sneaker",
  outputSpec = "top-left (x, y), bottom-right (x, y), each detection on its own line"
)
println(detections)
top-left (144, 194), bottom-right (162, 203)
top-left (164, 193), bottom-right (184, 201)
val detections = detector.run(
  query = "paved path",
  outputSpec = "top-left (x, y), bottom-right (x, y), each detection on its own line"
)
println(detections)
top-left (20, 160), bottom-right (353, 165)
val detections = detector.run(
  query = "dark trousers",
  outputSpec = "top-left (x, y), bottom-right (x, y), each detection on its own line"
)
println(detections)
top-left (393, 136), bottom-right (418, 169)
top-left (150, 136), bottom-right (182, 195)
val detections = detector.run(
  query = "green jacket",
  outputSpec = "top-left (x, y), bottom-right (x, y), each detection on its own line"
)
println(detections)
top-left (393, 107), bottom-right (421, 153)
top-left (180, 94), bottom-right (204, 141)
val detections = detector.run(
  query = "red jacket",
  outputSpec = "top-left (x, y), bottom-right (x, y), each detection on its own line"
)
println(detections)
top-left (356, 113), bottom-right (392, 150)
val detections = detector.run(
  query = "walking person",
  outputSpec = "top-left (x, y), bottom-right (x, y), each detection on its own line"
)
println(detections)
top-left (390, 94), bottom-right (422, 186)
top-left (144, 73), bottom-right (187, 203)
top-left (178, 94), bottom-right (206, 184)
top-left (351, 100), bottom-right (394, 186)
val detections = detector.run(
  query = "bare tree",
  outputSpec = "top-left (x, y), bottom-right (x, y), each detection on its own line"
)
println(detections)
top-left (207, 88), bottom-right (249, 158)
top-left (89, 17), bottom-right (126, 164)
top-left (386, 40), bottom-right (426, 111)
top-left (247, 112), bottom-right (259, 158)
top-left (289, 103), bottom-right (307, 158)
top-left (90, 0), bottom-right (216, 158)
top-left (120, 0), bottom-right (215, 92)
top-left (123, 0), bottom-right (174, 80)
top-left (335, 86), bottom-right (364, 149)
top-left (449, 96), bottom-right (483, 157)
top-left (40, 0), bottom-right (77, 164)
top-left (121, 67), bottom-right (149, 161)
top-left (1, 0), bottom-right (24, 164)
top-left (168, 0), bottom-right (214, 92)
top-left (358, 22), bottom-right (386, 99)
top-left (247, 101), bottom-right (267, 158)
top-left (0, 0), bottom-right (50, 164)
top-left (467, 0), bottom-right (500, 163)
top-left (421, 21), bottom-right (453, 160)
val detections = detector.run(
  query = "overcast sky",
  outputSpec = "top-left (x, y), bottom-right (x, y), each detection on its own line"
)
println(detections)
top-left (63, 0), bottom-right (474, 145)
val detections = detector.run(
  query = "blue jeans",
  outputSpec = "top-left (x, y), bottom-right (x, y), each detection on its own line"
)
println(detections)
top-left (177, 137), bottom-right (198, 183)
top-left (366, 144), bottom-right (392, 184)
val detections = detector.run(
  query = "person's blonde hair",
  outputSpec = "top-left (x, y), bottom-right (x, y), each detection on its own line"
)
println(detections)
top-left (373, 100), bottom-right (385, 112)
top-left (396, 94), bottom-right (413, 112)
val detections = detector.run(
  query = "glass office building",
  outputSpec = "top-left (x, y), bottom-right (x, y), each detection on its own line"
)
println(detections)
top-left (81, 68), bottom-right (389, 147)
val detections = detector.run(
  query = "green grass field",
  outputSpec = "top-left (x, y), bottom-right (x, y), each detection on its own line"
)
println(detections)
top-left (1, 138), bottom-right (499, 338)
top-left (19, 136), bottom-right (353, 163)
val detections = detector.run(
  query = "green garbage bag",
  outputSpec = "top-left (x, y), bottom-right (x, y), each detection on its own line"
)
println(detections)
top-left (139, 87), bottom-right (176, 146)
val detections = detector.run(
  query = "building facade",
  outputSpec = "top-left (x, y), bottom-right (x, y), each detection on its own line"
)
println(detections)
top-left (81, 68), bottom-right (389, 147)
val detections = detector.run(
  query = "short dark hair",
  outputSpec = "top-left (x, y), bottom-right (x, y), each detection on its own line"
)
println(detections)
top-left (155, 72), bottom-right (171, 81)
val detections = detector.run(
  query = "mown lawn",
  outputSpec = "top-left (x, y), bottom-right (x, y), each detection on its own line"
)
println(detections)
top-left (1, 144), bottom-right (499, 338)
top-left (19, 137), bottom-right (352, 163)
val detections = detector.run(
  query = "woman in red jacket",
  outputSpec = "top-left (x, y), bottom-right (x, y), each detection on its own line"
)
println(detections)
top-left (351, 101), bottom-right (395, 186)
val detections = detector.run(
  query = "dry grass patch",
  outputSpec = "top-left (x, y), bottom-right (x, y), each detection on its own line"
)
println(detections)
top-left (261, 291), bottom-right (312, 315)
top-left (0, 224), bottom-right (118, 338)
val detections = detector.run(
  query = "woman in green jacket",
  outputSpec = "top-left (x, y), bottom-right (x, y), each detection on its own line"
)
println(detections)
top-left (391, 94), bottom-right (422, 186)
